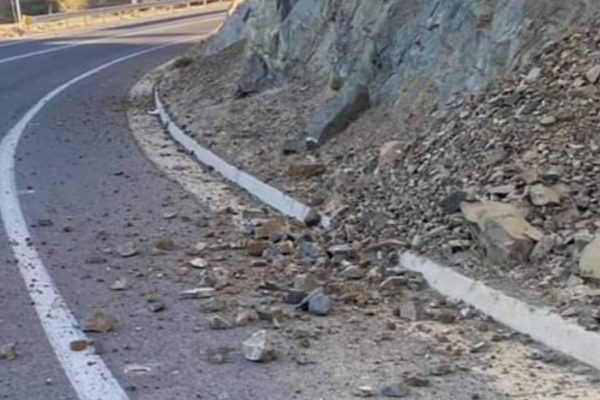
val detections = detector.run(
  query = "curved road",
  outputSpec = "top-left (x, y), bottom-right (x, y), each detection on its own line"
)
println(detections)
top-left (0, 9), bottom-right (299, 400)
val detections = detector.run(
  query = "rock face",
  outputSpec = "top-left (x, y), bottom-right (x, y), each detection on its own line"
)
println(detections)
top-left (204, 0), bottom-right (251, 57)
top-left (212, 0), bottom-right (600, 117)
top-left (305, 84), bottom-right (370, 145)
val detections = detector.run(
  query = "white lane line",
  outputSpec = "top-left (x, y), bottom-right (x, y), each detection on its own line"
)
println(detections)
top-left (0, 13), bottom-right (223, 65)
top-left (0, 35), bottom-right (204, 400)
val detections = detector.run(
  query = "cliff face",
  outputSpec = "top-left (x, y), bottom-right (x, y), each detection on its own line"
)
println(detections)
top-left (222, 0), bottom-right (598, 111)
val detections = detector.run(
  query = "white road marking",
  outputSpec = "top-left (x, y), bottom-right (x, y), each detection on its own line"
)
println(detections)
top-left (0, 13), bottom-right (223, 65)
top-left (0, 34), bottom-right (208, 400)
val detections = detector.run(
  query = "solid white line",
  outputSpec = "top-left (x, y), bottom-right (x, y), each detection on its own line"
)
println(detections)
top-left (0, 35), bottom-right (203, 400)
top-left (0, 13), bottom-right (223, 65)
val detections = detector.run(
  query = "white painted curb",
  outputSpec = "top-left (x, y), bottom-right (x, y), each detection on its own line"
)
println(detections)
top-left (401, 252), bottom-right (600, 370)
top-left (153, 88), bottom-right (331, 229)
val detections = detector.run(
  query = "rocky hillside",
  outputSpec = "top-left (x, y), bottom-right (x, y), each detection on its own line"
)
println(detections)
top-left (160, 0), bottom-right (600, 333)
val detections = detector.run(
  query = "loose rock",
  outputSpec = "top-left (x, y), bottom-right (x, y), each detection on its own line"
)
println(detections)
top-left (242, 330), bottom-right (275, 362)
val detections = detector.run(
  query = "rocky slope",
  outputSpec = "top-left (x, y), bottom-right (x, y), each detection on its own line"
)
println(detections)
top-left (160, 0), bottom-right (600, 334)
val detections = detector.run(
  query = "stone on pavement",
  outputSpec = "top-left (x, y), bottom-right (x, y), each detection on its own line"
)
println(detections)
top-left (242, 330), bottom-right (275, 362)
top-left (83, 311), bottom-right (117, 333)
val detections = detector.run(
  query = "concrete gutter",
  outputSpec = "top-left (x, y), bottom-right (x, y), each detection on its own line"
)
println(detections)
top-left (152, 85), bottom-right (600, 371)
top-left (153, 88), bottom-right (330, 229)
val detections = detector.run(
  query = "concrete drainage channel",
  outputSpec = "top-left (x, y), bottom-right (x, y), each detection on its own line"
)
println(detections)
top-left (152, 86), bottom-right (600, 371)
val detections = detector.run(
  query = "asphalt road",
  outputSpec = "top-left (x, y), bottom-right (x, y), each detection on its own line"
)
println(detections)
top-left (0, 9), bottom-right (301, 400)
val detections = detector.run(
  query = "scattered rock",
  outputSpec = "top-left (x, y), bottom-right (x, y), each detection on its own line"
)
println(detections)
top-left (179, 288), bottom-right (215, 299)
top-left (586, 65), bottom-right (600, 83)
top-left (304, 209), bottom-right (322, 227)
top-left (529, 184), bottom-right (564, 206)
top-left (378, 141), bottom-right (404, 168)
top-left (439, 191), bottom-right (468, 214)
top-left (307, 291), bottom-right (332, 316)
top-left (154, 238), bottom-right (176, 251)
top-left (396, 299), bottom-right (425, 321)
top-left (209, 315), bottom-right (233, 330)
top-left (539, 115), bottom-right (557, 126)
top-left (110, 278), bottom-right (129, 291)
top-left (0, 343), bottom-right (17, 361)
top-left (380, 383), bottom-right (410, 398)
top-left (246, 240), bottom-right (269, 257)
top-left (580, 236), bottom-right (600, 280)
top-left (404, 375), bottom-right (429, 387)
top-left (289, 161), bottom-right (327, 179)
top-left (116, 241), bottom-right (138, 258)
top-left (254, 218), bottom-right (287, 240)
top-left (242, 330), bottom-right (275, 362)
top-left (355, 386), bottom-right (377, 398)
top-left (70, 339), bottom-right (88, 352)
top-left (83, 312), bottom-right (117, 333)
top-left (190, 258), bottom-right (209, 269)
top-left (235, 311), bottom-right (252, 327)
top-left (340, 264), bottom-right (364, 280)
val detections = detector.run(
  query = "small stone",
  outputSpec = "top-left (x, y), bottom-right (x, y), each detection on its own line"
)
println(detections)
top-left (148, 302), bottom-right (166, 313)
top-left (279, 240), bottom-right (295, 255)
top-left (428, 361), bottom-right (454, 376)
top-left (292, 274), bottom-right (318, 293)
top-left (379, 276), bottom-right (407, 291)
top-left (304, 209), bottom-right (321, 227)
top-left (246, 240), bottom-right (268, 257)
top-left (530, 235), bottom-right (556, 262)
top-left (110, 278), bottom-right (129, 291)
top-left (355, 386), bottom-right (376, 397)
top-left (242, 330), bottom-right (275, 362)
top-left (586, 65), bottom-right (600, 84)
top-left (525, 67), bottom-right (541, 82)
top-left (580, 236), bottom-right (600, 280)
top-left (539, 115), bottom-right (557, 126)
top-left (285, 289), bottom-right (308, 305)
top-left (529, 184), bottom-right (562, 206)
top-left (154, 238), bottom-right (176, 251)
top-left (209, 315), bottom-right (233, 330)
top-left (0, 343), bottom-right (18, 361)
top-left (380, 383), bottom-right (410, 398)
top-left (404, 375), bottom-right (429, 387)
top-left (439, 191), bottom-right (468, 214)
top-left (38, 218), bottom-right (53, 227)
top-left (289, 161), bottom-right (327, 179)
top-left (378, 141), bottom-right (404, 167)
top-left (340, 264), bottom-right (364, 280)
top-left (116, 241), bottom-right (138, 258)
top-left (189, 258), bottom-right (208, 269)
top-left (179, 288), bottom-right (215, 299)
top-left (254, 219), bottom-right (287, 240)
top-left (396, 300), bottom-right (424, 321)
top-left (235, 311), bottom-right (252, 327)
top-left (83, 312), bottom-right (117, 333)
top-left (307, 292), bottom-right (332, 316)
top-left (70, 340), bottom-right (88, 352)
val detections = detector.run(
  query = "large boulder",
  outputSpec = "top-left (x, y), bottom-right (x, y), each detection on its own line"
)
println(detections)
top-left (461, 202), bottom-right (543, 266)
top-left (305, 85), bottom-right (370, 146)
